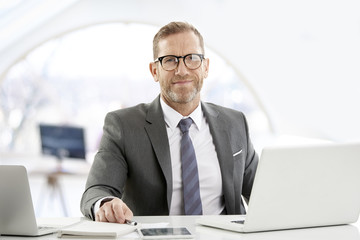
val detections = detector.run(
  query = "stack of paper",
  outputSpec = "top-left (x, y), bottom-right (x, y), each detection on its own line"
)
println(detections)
top-left (57, 220), bottom-right (137, 238)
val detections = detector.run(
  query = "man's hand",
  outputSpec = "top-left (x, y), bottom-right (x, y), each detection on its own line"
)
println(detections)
top-left (95, 198), bottom-right (133, 224)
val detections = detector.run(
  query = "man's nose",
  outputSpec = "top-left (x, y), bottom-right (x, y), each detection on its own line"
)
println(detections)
top-left (175, 58), bottom-right (188, 75)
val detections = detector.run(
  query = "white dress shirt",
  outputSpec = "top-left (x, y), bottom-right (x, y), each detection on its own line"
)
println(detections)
top-left (160, 98), bottom-right (225, 215)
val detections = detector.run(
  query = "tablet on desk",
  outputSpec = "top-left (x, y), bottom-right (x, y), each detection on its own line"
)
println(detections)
top-left (139, 227), bottom-right (194, 239)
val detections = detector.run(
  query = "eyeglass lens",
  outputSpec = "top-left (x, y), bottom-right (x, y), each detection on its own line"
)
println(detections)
top-left (161, 54), bottom-right (202, 70)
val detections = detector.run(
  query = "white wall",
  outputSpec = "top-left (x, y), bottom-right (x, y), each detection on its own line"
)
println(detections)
top-left (1, 0), bottom-right (360, 142)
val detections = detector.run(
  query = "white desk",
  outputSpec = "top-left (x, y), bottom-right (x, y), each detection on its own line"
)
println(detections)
top-left (1, 216), bottom-right (360, 239)
top-left (135, 216), bottom-right (360, 240)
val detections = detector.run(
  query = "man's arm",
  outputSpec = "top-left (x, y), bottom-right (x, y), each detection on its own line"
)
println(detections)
top-left (241, 113), bottom-right (259, 202)
top-left (80, 111), bottom-right (129, 220)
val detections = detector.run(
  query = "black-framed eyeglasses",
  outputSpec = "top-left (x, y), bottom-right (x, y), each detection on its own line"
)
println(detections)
top-left (154, 53), bottom-right (205, 71)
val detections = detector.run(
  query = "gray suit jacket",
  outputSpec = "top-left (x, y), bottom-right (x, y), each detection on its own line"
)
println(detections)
top-left (80, 95), bottom-right (258, 219)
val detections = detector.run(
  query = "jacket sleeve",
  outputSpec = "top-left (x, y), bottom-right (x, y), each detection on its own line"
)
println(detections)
top-left (241, 113), bottom-right (259, 203)
top-left (80, 111), bottom-right (128, 220)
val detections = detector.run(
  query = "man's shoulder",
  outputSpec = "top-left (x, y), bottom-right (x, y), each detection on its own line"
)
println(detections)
top-left (202, 101), bottom-right (245, 117)
top-left (103, 103), bottom-right (153, 129)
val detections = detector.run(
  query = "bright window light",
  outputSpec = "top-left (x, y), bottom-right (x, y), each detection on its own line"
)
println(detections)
top-left (0, 22), bottom-right (272, 155)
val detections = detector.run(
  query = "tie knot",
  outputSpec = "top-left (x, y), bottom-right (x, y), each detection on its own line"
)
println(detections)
top-left (178, 118), bottom-right (193, 134)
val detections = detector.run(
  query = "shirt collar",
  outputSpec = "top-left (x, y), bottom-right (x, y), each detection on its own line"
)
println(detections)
top-left (160, 97), bottom-right (203, 130)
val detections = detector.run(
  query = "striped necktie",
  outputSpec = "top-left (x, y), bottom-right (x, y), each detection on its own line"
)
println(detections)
top-left (178, 118), bottom-right (203, 215)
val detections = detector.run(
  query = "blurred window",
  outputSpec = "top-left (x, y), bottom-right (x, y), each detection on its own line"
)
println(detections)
top-left (0, 22), bottom-right (272, 155)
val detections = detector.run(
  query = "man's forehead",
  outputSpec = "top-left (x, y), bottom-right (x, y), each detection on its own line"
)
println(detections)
top-left (157, 31), bottom-right (202, 55)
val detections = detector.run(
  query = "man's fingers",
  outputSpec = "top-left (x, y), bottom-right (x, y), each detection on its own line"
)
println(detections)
top-left (96, 198), bottom-right (133, 224)
top-left (102, 202), bottom-right (117, 223)
top-left (112, 199), bottom-right (133, 223)
top-left (96, 202), bottom-right (117, 223)
top-left (95, 208), bottom-right (105, 222)
top-left (123, 202), bottom-right (134, 220)
top-left (112, 200), bottom-right (126, 223)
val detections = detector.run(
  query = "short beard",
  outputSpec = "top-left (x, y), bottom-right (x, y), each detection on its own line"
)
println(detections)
top-left (166, 87), bottom-right (198, 104)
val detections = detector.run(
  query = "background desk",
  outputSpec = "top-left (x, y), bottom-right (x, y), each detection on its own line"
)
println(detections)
top-left (1, 216), bottom-right (360, 240)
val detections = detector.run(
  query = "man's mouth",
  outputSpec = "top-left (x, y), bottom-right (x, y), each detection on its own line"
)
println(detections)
top-left (173, 79), bottom-right (193, 85)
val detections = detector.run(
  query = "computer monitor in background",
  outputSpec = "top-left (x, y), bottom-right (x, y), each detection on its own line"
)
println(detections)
top-left (38, 124), bottom-right (86, 215)
top-left (39, 124), bottom-right (86, 165)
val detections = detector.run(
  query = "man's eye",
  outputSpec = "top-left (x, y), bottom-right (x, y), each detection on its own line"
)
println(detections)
top-left (187, 55), bottom-right (200, 61)
top-left (164, 57), bottom-right (176, 64)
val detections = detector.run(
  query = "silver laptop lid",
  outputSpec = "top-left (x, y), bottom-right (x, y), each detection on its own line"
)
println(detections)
top-left (0, 165), bottom-right (39, 236)
top-left (244, 143), bottom-right (360, 232)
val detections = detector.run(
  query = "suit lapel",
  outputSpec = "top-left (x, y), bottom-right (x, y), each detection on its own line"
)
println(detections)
top-left (144, 96), bottom-right (173, 211)
top-left (202, 102), bottom-right (236, 214)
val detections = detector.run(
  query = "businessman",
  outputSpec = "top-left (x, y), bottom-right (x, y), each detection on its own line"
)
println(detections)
top-left (80, 22), bottom-right (259, 223)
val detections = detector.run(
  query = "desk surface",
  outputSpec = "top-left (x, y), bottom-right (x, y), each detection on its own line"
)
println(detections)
top-left (1, 216), bottom-right (360, 240)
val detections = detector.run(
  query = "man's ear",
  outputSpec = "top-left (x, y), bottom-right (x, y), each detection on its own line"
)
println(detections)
top-left (149, 62), bottom-right (159, 82)
top-left (203, 58), bottom-right (209, 78)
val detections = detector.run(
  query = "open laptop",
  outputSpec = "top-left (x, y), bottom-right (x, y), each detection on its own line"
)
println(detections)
top-left (197, 142), bottom-right (360, 233)
top-left (0, 165), bottom-right (58, 236)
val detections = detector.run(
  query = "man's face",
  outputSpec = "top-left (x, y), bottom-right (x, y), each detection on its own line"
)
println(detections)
top-left (150, 31), bottom-right (209, 106)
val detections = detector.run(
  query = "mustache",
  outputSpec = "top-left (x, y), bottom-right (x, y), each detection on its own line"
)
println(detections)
top-left (172, 75), bottom-right (194, 82)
